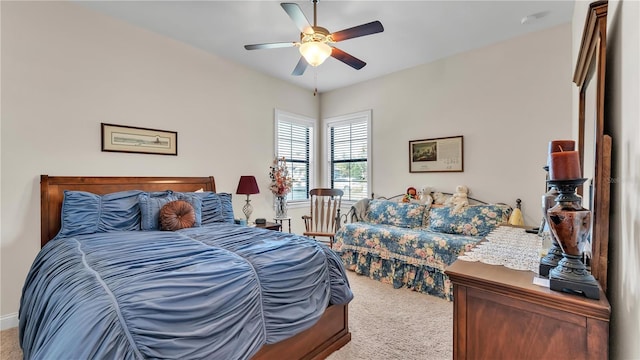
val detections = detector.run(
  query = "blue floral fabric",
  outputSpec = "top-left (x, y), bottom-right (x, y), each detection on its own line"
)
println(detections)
top-left (333, 222), bottom-right (482, 301)
top-left (366, 200), bottom-right (426, 228)
top-left (427, 204), bottom-right (512, 237)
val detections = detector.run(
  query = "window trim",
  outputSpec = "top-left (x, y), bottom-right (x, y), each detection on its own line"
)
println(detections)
top-left (274, 109), bottom-right (316, 207)
top-left (324, 110), bottom-right (372, 204)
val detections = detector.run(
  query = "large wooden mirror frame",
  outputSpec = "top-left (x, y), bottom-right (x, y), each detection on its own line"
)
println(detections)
top-left (573, 1), bottom-right (611, 291)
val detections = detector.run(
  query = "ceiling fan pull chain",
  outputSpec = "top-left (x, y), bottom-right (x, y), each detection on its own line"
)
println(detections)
top-left (313, 69), bottom-right (318, 96)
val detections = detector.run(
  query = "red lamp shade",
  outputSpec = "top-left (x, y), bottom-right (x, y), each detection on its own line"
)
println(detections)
top-left (236, 176), bottom-right (260, 195)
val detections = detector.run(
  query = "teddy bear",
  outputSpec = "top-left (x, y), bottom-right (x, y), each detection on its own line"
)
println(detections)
top-left (419, 186), bottom-right (435, 205)
top-left (432, 191), bottom-right (450, 205)
top-left (444, 185), bottom-right (469, 213)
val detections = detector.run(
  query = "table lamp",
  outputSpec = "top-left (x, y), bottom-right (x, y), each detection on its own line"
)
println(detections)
top-left (236, 175), bottom-right (260, 224)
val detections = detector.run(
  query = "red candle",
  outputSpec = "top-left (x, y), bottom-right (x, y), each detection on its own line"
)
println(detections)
top-left (549, 150), bottom-right (581, 180)
top-left (547, 140), bottom-right (575, 166)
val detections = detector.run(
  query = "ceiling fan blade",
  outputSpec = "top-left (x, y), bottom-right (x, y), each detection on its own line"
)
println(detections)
top-left (292, 57), bottom-right (308, 76)
top-left (330, 21), bottom-right (384, 42)
top-left (281, 3), bottom-right (313, 35)
top-left (331, 47), bottom-right (366, 70)
top-left (244, 42), bottom-right (297, 50)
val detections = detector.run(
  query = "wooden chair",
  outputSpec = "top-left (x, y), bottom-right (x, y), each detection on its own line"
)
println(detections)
top-left (302, 188), bottom-right (343, 248)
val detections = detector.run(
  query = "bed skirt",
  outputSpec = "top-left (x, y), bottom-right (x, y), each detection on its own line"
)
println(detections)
top-left (339, 249), bottom-right (453, 301)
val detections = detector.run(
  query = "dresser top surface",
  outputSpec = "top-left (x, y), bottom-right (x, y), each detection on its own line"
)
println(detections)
top-left (446, 259), bottom-right (610, 318)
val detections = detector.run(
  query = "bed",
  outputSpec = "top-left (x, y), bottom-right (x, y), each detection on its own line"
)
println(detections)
top-left (20, 175), bottom-right (352, 359)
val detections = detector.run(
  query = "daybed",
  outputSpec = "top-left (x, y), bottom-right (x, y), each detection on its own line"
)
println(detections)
top-left (20, 175), bottom-right (353, 360)
top-left (333, 197), bottom-right (512, 301)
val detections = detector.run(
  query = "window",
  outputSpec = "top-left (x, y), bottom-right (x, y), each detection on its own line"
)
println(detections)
top-left (326, 110), bottom-right (371, 202)
top-left (275, 109), bottom-right (315, 202)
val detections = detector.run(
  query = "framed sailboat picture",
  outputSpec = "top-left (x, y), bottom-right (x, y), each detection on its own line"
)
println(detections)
top-left (101, 123), bottom-right (177, 156)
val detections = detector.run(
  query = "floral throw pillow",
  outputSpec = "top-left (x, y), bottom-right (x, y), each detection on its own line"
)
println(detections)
top-left (366, 199), bottom-right (426, 228)
top-left (427, 204), bottom-right (512, 236)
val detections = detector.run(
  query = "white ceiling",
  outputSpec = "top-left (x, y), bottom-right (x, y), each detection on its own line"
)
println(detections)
top-left (76, 0), bottom-right (575, 93)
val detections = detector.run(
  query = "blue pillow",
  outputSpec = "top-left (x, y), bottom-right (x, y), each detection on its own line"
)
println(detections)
top-left (55, 190), bottom-right (144, 239)
top-left (177, 192), bottom-right (202, 226)
top-left (138, 191), bottom-right (202, 231)
top-left (193, 192), bottom-right (235, 224)
top-left (366, 199), bottom-right (426, 228)
top-left (427, 204), bottom-right (512, 236)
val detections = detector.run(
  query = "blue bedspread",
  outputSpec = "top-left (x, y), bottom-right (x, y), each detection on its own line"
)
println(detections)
top-left (19, 224), bottom-right (353, 359)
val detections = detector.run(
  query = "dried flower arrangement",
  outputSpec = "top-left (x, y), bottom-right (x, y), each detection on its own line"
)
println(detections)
top-left (269, 157), bottom-right (293, 197)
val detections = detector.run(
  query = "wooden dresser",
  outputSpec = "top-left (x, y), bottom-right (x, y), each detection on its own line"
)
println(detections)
top-left (445, 260), bottom-right (610, 360)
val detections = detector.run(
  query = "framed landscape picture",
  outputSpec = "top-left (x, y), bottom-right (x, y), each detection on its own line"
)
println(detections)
top-left (101, 123), bottom-right (177, 156)
top-left (409, 135), bottom-right (463, 172)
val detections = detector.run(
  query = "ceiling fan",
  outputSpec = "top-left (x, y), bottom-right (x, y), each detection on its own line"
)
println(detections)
top-left (244, 0), bottom-right (384, 76)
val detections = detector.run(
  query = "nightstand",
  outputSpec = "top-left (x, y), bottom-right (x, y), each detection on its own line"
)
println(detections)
top-left (254, 222), bottom-right (282, 231)
top-left (273, 217), bottom-right (291, 233)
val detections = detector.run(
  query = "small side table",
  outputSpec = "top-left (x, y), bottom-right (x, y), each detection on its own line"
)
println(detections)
top-left (274, 217), bottom-right (292, 233)
top-left (254, 222), bottom-right (282, 232)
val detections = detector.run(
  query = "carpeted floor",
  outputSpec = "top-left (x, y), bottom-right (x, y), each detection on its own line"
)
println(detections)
top-left (327, 271), bottom-right (453, 360)
top-left (0, 327), bottom-right (20, 360)
top-left (0, 271), bottom-right (452, 360)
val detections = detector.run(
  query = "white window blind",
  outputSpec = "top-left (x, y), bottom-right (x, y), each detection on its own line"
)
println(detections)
top-left (326, 111), bottom-right (371, 201)
top-left (275, 110), bottom-right (314, 202)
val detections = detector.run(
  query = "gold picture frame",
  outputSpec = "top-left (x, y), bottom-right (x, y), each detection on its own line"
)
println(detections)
top-left (409, 135), bottom-right (463, 173)
top-left (101, 123), bottom-right (177, 156)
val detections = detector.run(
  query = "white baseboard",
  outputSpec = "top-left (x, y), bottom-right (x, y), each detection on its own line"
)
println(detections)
top-left (0, 313), bottom-right (18, 330)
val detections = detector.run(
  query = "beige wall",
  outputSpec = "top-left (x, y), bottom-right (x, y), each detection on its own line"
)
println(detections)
top-left (0, 1), bottom-right (319, 323)
top-left (320, 24), bottom-right (573, 227)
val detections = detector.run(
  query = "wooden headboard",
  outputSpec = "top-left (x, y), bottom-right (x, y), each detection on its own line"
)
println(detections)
top-left (40, 175), bottom-right (216, 247)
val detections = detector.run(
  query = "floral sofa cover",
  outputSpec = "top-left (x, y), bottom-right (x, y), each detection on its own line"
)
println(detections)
top-left (333, 199), bottom-right (512, 301)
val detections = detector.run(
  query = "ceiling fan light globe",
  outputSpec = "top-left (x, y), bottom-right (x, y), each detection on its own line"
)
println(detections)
top-left (299, 42), bottom-right (332, 67)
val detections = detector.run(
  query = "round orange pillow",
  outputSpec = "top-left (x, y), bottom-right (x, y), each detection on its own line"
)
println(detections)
top-left (160, 200), bottom-right (196, 231)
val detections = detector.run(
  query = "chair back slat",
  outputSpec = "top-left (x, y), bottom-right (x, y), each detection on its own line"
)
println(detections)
top-left (324, 199), bottom-right (330, 233)
top-left (320, 197), bottom-right (326, 231)
top-left (323, 199), bottom-right (329, 232)
top-left (331, 199), bottom-right (337, 231)
top-left (312, 197), bottom-right (318, 229)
